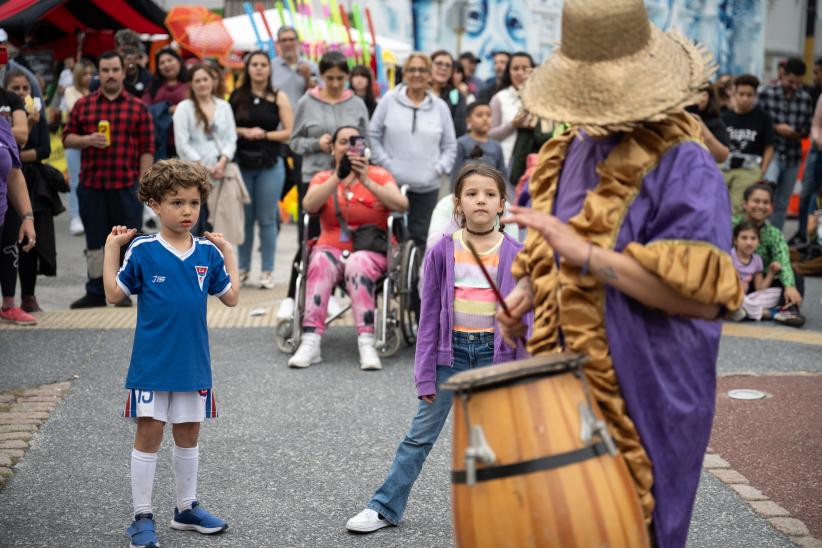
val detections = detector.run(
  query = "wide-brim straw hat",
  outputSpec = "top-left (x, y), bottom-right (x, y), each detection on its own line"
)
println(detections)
top-left (521, 0), bottom-right (714, 134)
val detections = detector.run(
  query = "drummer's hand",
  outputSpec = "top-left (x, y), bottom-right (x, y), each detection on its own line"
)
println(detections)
top-left (421, 395), bottom-right (436, 405)
top-left (497, 277), bottom-right (533, 348)
top-left (501, 206), bottom-right (589, 267)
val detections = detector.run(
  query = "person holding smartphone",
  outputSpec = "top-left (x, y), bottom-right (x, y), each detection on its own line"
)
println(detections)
top-left (287, 126), bottom-right (407, 371)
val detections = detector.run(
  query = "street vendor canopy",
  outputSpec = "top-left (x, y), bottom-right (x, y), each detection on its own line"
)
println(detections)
top-left (0, 0), bottom-right (166, 57)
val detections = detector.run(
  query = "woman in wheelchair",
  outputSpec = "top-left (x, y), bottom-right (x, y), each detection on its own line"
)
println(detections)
top-left (288, 126), bottom-right (408, 370)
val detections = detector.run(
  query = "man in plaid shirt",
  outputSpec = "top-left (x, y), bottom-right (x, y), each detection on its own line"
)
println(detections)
top-left (64, 51), bottom-right (154, 309)
top-left (758, 57), bottom-right (813, 230)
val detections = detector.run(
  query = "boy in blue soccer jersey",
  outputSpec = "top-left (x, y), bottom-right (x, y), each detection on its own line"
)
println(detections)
top-left (103, 159), bottom-right (239, 548)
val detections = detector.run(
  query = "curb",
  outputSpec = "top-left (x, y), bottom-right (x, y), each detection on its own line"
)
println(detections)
top-left (704, 449), bottom-right (822, 547)
top-left (0, 381), bottom-right (73, 490)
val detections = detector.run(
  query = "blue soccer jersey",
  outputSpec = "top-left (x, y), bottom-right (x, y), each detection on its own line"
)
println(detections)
top-left (117, 234), bottom-right (231, 391)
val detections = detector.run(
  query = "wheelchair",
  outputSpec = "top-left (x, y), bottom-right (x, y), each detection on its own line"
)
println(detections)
top-left (275, 190), bottom-right (422, 359)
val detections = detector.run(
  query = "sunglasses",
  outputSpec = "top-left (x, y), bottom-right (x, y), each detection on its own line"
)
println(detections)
top-left (469, 145), bottom-right (484, 159)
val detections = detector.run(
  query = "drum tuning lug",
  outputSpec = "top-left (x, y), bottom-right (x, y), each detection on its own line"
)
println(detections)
top-left (465, 425), bottom-right (496, 486)
top-left (579, 403), bottom-right (618, 456)
top-left (579, 403), bottom-right (595, 444)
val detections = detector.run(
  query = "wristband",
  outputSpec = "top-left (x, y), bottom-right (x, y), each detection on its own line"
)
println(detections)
top-left (22, 211), bottom-right (34, 221)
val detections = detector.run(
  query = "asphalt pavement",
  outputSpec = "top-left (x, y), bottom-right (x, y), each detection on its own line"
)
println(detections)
top-left (0, 214), bottom-right (816, 547)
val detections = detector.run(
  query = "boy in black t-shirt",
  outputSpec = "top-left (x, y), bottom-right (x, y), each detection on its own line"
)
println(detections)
top-left (722, 74), bottom-right (775, 214)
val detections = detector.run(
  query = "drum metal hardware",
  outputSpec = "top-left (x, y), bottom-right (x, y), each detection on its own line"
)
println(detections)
top-left (460, 394), bottom-right (496, 486)
top-left (579, 403), bottom-right (617, 456)
top-left (574, 366), bottom-right (618, 456)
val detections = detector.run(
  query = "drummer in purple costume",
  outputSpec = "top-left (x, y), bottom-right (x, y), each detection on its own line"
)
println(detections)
top-left (496, 1), bottom-right (744, 546)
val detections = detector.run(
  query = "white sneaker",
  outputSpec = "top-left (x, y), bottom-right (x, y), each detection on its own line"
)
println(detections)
top-left (277, 297), bottom-right (295, 321)
top-left (358, 333), bottom-right (382, 371)
top-left (346, 508), bottom-right (392, 533)
top-left (69, 217), bottom-right (84, 236)
top-left (239, 270), bottom-right (250, 286)
top-left (327, 295), bottom-right (343, 321)
top-left (288, 332), bottom-right (322, 368)
top-left (260, 271), bottom-right (275, 289)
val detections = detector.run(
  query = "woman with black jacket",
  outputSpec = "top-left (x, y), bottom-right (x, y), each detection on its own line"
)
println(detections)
top-left (0, 69), bottom-right (64, 322)
top-left (430, 50), bottom-right (467, 137)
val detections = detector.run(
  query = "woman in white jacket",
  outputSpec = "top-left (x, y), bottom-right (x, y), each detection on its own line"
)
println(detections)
top-left (369, 52), bottom-right (456, 246)
top-left (173, 64), bottom-right (237, 235)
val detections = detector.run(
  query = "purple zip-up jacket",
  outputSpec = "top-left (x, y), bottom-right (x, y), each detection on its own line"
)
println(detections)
top-left (414, 232), bottom-right (532, 398)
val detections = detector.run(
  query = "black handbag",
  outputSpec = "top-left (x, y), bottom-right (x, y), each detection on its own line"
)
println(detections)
top-left (331, 188), bottom-right (387, 253)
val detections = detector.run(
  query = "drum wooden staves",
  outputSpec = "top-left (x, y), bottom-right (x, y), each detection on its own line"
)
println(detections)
top-left (442, 353), bottom-right (650, 547)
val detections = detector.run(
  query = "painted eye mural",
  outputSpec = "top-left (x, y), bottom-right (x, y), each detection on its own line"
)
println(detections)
top-left (403, 0), bottom-right (763, 79)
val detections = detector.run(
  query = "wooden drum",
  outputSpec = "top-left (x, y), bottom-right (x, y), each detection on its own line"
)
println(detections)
top-left (442, 353), bottom-right (649, 547)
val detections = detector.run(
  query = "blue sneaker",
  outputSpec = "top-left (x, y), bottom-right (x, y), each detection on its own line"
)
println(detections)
top-left (127, 513), bottom-right (159, 548)
top-left (170, 501), bottom-right (228, 534)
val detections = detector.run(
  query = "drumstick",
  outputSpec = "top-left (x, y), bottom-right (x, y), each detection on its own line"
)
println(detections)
top-left (463, 238), bottom-right (528, 348)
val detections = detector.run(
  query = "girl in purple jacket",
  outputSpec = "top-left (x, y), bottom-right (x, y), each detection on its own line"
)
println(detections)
top-left (346, 163), bottom-right (531, 533)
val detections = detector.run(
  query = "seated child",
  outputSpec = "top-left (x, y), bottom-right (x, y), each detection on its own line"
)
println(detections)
top-left (103, 160), bottom-right (240, 548)
top-left (733, 183), bottom-right (805, 327)
top-left (730, 220), bottom-right (782, 320)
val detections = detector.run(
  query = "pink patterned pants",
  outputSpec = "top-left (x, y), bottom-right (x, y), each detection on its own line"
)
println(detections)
top-left (302, 245), bottom-right (388, 335)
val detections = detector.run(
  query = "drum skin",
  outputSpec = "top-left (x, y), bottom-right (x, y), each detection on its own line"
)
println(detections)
top-left (450, 369), bottom-right (650, 547)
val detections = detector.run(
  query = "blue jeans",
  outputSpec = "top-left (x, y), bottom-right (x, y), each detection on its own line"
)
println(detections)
top-left (66, 148), bottom-right (81, 219)
top-left (799, 149), bottom-right (822, 238)
top-left (368, 331), bottom-right (494, 524)
top-left (238, 159), bottom-right (285, 272)
top-left (765, 156), bottom-right (801, 230)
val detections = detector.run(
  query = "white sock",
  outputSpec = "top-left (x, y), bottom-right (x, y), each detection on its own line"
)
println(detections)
top-left (131, 448), bottom-right (158, 518)
top-left (173, 445), bottom-right (199, 512)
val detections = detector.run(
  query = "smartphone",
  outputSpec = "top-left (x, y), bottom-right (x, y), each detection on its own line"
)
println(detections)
top-left (349, 135), bottom-right (366, 157)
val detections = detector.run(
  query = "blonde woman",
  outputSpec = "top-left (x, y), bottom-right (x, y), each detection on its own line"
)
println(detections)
top-left (62, 59), bottom-right (95, 235)
top-left (368, 52), bottom-right (456, 245)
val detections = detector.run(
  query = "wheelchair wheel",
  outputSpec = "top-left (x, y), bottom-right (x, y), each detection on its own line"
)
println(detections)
top-left (399, 240), bottom-right (421, 345)
top-left (275, 319), bottom-right (297, 354)
top-left (375, 292), bottom-right (402, 358)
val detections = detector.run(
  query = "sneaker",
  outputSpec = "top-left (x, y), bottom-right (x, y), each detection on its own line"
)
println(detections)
top-left (774, 305), bottom-right (806, 328)
top-left (20, 296), bottom-right (42, 314)
top-left (170, 501), bottom-right (228, 535)
top-left (0, 307), bottom-right (37, 326)
top-left (69, 217), bottom-right (84, 236)
top-left (346, 508), bottom-right (392, 533)
top-left (70, 293), bottom-right (107, 309)
top-left (276, 297), bottom-right (295, 321)
top-left (358, 333), bottom-right (382, 370)
top-left (288, 332), bottom-right (322, 368)
top-left (729, 308), bottom-right (746, 322)
top-left (126, 513), bottom-right (159, 548)
top-left (238, 270), bottom-right (250, 286)
top-left (260, 271), bottom-right (275, 289)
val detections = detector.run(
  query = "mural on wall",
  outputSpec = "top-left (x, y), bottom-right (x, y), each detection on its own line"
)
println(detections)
top-left (362, 0), bottom-right (764, 80)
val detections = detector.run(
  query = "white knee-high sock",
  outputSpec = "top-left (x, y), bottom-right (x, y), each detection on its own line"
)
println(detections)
top-left (173, 445), bottom-right (199, 512)
top-left (131, 448), bottom-right (158, 518)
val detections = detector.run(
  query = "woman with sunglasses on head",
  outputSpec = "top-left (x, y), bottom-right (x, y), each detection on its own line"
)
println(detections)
top-left (369, 52), bottom-right (457, 247)
top-left (430, 50), bottom-right (467, 137)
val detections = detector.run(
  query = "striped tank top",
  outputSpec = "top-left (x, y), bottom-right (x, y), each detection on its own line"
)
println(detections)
top-left (453, 229), bottom-right (502, 333)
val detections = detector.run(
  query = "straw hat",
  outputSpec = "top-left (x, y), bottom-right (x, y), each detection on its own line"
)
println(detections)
top-left (521, 0), bottom-right (714, 133)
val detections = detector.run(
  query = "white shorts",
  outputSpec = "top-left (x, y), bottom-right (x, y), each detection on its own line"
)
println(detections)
top-left (121, 389), bottom-right (218, 423)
